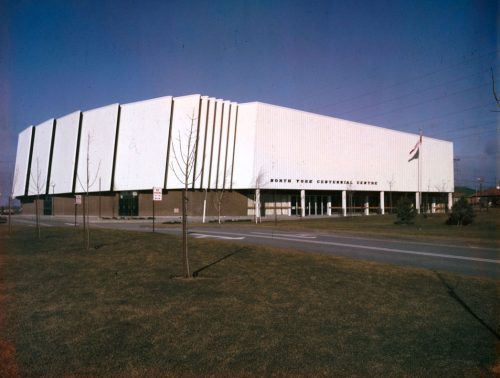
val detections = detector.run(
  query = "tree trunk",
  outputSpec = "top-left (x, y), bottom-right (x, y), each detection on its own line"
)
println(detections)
top-left (85, 193), bottom-right (90, 250)
top-left (8, 195), bottom-right (11, 234)
top-left (35, 197), bottom-right (40, 239)
top-left (182, 189), bottom-right (190, 278)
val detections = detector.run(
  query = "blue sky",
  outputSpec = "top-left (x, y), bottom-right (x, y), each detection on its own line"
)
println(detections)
top-left (1, 0), bottom-right (498, 203)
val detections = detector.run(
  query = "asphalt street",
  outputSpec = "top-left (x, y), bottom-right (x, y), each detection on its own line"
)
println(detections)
top-left (8, 215), bottom-right (499, 279)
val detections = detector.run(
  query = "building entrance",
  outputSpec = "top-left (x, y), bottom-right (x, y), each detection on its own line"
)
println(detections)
top-left (43, 196), bottom-right (52, 215)
top-left (306, 195), bottom-right (329, 215)
top-left (291, 194), bottom-right (329, 216)
top-left (291, 195), bottom-right (300, 215)
top-left (119, 192), bottom-right (138, 216)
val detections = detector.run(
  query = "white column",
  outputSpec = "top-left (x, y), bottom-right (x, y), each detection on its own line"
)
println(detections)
top-left (327, 195), bottom-right (332, 216)
top-left (255, 189), bottom-right (260, 223)
top-left (364, 196), bottom-right (369, 216)
top-left (415, 192), bottom-right (420, 214)
top-left (300, 190), bottom-right (305, 217)
top-left (380, 191), bottom-right (385, 215)
top-left (342, 190), bottom-right (347, 217)
top-left (202, 198), bottom-right (207, 223)
top-left (447, 192), bottom-right (453, 211)
top-left (431, 198), bottom-right (436, 214)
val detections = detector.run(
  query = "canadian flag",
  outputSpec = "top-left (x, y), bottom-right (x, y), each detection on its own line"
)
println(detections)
top-left (408, 133), bottom-right (422, 162)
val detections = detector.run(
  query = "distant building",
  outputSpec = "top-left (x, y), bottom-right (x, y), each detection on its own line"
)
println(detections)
top-left (13, 94), bottom-right (454, 217)
top-left (468, 188), bottom-right (500, 208)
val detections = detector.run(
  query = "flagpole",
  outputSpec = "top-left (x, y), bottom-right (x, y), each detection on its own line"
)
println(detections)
top-left (418, 129), bottom-right (422, 214)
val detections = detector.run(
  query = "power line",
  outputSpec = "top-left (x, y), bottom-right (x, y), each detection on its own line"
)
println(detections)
top-left (301, 34), bottom-right (498, 103)
top-left (354, 81), bottom-right (490, 122)
top-left (395, 101), bottom-right (495, 130)
top-left (426, 121), bottom-right (498, 138)
top-left (335, 67), bottom-right (496, 118)
top-left (310, 49), bottom-right (499, 112)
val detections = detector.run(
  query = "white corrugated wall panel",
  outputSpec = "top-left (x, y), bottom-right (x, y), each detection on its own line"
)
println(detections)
top-left (232, 102), bottom-right (257, 189)
top-left (114, 96), bottom-right (172, 191)
top-left (208, 99), bottom-right (224, 189)
top-left (166, 94), bottom-right (201, 189)
top-left (216, 100), bottom-right (231, 190)
top-left (226, 102), bottom-right (238, 189)
top-left (76, 104), bottom-right (119, 193)
top-left (50, 111), bottom-right (80, 194)
top-left (28, 119), bottom-right (54, 196)
top-left (252, 102), bottom-right (453, 193)
top-left (201, 98), bottom-right (216, 189)
top-left (12, 127), bottom-right (33, 198)
top-left (193, 96), bottom-right (209, 189)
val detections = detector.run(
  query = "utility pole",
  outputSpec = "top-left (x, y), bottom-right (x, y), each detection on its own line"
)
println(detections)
top-left (476, 177), bottom-right (484, 211)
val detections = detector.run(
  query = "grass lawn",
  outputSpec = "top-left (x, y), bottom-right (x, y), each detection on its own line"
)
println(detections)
top-left (0, 225), bottom-right (498, 377)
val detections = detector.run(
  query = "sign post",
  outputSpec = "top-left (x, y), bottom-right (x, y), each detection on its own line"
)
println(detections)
top-left (153, 187), bottom-right (162, 232)
top-left (75, 195), bottom-right (82, 227)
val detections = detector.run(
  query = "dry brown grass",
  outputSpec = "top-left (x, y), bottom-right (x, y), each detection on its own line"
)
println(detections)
top-left (0, 225), bottom-right (498, 377)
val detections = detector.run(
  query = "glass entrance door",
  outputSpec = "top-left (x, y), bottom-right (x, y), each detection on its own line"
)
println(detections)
top-left (119, 192), bottom-right (138, 216)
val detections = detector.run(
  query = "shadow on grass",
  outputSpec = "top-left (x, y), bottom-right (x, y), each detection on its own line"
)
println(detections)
top-left (192, 247), bottom-right (248, 278)
top-left (435, 271), bottom-right (500, 340)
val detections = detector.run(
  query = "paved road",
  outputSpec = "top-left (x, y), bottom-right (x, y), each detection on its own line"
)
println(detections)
top-left (9, 215), bottom-right (499, 279)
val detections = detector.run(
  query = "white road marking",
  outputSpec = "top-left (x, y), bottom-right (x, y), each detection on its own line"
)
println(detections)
top-left (191, 230), bottom-right (500, 264)
top-left (190, 233), bottom-right (245, 240)
top-left (14, 219), bottom-right (52, 227)
top-left (317, 233), bottom-right (498, 251)
top-left (251, 231), bottom-right (316, 239)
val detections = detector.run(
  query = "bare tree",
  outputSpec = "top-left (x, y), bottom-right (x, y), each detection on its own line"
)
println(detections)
top-left (170, 112), bottom-right (201, 278)
top-left (8, 168), bottom-right (19, 234)
top-left (76, 133), bottom-right (101, 250)
top-left (29, 158), bottom-right (45, 239)
top-left (386, 176), bottom-right (395, 214)
top-left (491, 67), bottom-right (500, 111)
top-left (213, 166), bottom-right (232, 224)
top-left (253, 168), bottom-right (266, 224)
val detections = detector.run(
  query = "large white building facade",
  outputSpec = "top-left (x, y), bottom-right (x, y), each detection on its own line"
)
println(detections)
top-left (13, 94), bottom-right (454, 217)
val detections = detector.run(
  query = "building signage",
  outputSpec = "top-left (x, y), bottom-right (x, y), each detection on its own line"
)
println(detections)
top-left (270, 178), bottom-right (378, 186)
top-left (75, 195), bottom-right (82, 205)
top-left (153, 187), bottom-right (162, 201)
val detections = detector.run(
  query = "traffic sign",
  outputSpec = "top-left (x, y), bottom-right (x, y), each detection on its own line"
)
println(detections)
top-left (153, 187), bottom-right (162, 201)
top-left (75, 195), bottom-right (82, 205)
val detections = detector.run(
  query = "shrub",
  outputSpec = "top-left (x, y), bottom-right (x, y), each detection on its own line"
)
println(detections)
top-left (395, 197), bottom-right (416, 224)
top-left (446, 197), bottom-right (474, 226)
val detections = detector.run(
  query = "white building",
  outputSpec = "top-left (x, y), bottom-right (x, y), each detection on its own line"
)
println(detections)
top-left (13, 94), bottom-right (454, 217)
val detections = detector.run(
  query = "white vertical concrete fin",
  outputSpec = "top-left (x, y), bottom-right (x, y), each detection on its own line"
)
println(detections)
top-left (380, 191), bottom-right (385, 215)
top-left (342, 190), bottom-right (347, 217)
